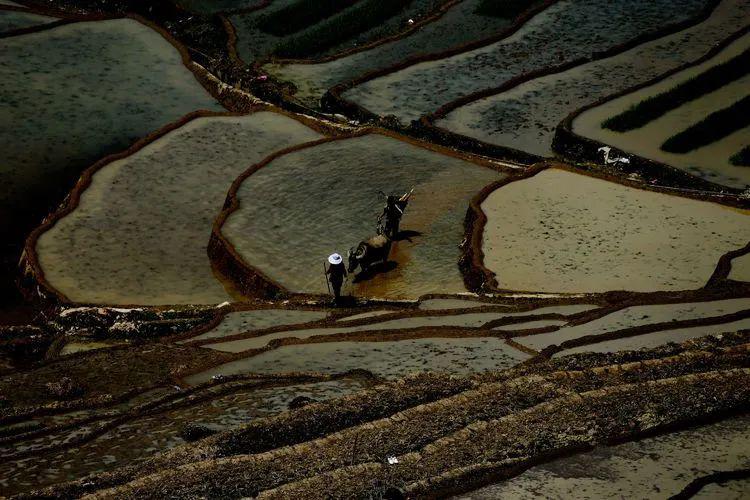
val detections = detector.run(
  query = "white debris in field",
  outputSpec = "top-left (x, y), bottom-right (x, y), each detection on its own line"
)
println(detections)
top-left (109, 307), bottom-right (143, 314)
top-left (387, 456), bottom-right (399, 465)
top-left (60, 306), bottom-right (142, 317)
top-left (215, 301), bottom-right (231, 309)
top-left (110, 321), bottom-right (137, 333)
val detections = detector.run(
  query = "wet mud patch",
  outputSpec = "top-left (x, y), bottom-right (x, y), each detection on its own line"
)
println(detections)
top-left (35, 112), bottom-right (322, 305)
top-left (730, 253), bottom-right (750, 282)
top-left (222, 133), bottom-right (502, 299)
top-left (459, 414), bottom-right (750, 499)
top-left (0, 18), bottom-right (221, 254)
top-left (479, 168), bottom-right (750, 293)
top-left (436, 0), bottom-right (750, 157)
top-left (344, 0), bottom-right (711, 122)
top-left (573, 32), bottom-right (750, 189)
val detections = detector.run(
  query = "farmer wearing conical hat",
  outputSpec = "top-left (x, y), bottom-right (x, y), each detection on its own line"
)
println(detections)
top-left (325, 253), bottom-right (347, 304)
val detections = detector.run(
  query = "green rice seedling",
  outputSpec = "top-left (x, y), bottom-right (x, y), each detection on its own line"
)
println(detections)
top-left (257, 0), bottom-right (359, 37)
top-left (474, 0), bottom-right (534, 18)
top-left (661, 95), bottom-right (750, 153)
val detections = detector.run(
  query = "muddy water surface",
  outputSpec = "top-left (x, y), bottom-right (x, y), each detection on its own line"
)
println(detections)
top-left (0, 8), bottom-right (55, 32)
top-left (36, 113), bottom-right (321, 305)
top-left (223, 134), bottom-right (501, 299)
top-left (730, 253), bottom-right (750, 282)
top-left (518, 297), bottom-right (750, 351)
top-left (0, 19), bottom-right (222, 239)
top-left (481, 169), bottom-right (750, 293)
top-left (182, 309), bottom-right (328, 343)
top-left (190, 338), bottom-right (529, 382)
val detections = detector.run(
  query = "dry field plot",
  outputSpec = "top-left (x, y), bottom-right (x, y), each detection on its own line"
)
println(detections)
top-left (36, 113), bottom-right (321, 305)
top-left (435, 0), bottom-right (750, 157)
top-left (480, 168), bottom-right (750, 293)
top-left (0, 19), bottom-right (222, 240)
top-left (574, 33), bottom-right (750, 189)
top-left (344, 0), bottom-right (710, 122)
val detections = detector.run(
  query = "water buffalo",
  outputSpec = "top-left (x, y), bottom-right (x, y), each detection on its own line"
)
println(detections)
top-left (347, 234), bottom-right (392, 274)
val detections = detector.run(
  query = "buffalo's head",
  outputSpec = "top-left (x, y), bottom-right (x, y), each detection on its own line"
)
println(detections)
top-left (347, 244), bottom-right (365, 273)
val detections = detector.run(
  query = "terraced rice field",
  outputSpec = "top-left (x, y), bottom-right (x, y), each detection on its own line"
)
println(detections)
top-left (343, 0), bottom-right (711, 122)
top-left (264, 0), bottom-right (532, 106)
top-left (480, 168), bottom-right (750, 293)
top-left (222, 134), bottom-right (502, 298)
top-left (229, 0), bottom-right (446, 63)
top-left (0, 8), bottom-right (56, 33)
top-left (516, 297), bottom-right (750, 351)
top-left (0, 378), bottom-right (364, 493)
top-left (3, 1), bottom-right (750, 498)
top-left (36, 113), bottom-right (321, 305)
top-left (574, 32), bottom-right (750, 189)
top-left (190, 338), bottom-right (529, 381)
top-left (459, 415), bottom-right (750, 499)
top-left (435, 0), bottom-right (750, 157)
top-left (0, 19), bottom-right (222, 241)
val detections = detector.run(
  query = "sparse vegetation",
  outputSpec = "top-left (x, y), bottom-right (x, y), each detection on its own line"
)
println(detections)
top-left (661, 95), bottom-right (750, 153)
top-left (256, 0), bottom-right (359, 37)
top-left (474, 0), bottom-right (534, 18)
top-left (603, 48), bottom-right (750, 132)
top-left (271, 0), bottom-right (412, 58)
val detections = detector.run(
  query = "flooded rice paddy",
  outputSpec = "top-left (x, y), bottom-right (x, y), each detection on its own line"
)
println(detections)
top-left (264, 0), bottom-right (523, 106)
top-left (182, 308), bottom-right (328, 342)
top-left (344, 0), bottom-right (710, 122)
top-left (574, 33), bottom-right (750, 189)
top-left (436, 0), bottom-right (750, 157)
top-left (480, 168), bottom-right (750, 293)
top-left (459, 414), bottom-right (750, 499)
top-left (36, 113), bottom-right (321, 305)
top-left (188, 337), bottom-right (529, 383)
top-left (560, 318), bottom-right (750, 355)
top-left (222, 134), bottom-right (501, 298)
top-left (517, 297), bottom-right (750, 351)
top-left (0, 19), bottom-right (222, 239)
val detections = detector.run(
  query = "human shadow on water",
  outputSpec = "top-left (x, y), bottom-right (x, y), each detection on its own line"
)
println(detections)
top-left (352, 261), bottom-right (398, 283)
top-left (393, 229), bottom-right (421, 242)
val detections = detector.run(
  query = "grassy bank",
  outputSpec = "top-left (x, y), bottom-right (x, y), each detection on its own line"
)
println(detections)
top-left (271, 0), bottom-right (412, 58)
top-left (604, 48), bottom-right (750, 132)
top-left (661, 95), bottom-right (750, 153)
top-left (475, 0), bottom-right (534, 18)
top-left (730, 145), bottom-right (750, 166)
top-left (257, 0), bottom-right (359, 37)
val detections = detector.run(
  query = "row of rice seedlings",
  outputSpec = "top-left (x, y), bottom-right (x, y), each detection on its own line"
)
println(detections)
top-left (661, 94), bottom-right (750, 153)
top-left (603, 47), bottom-right (750, 132)
top-left (474, 0), bottom-right (535, 18)
top-left (256, 0), bottom-right (359, 37)
top-left (271, 0), bottom-right (413, 58)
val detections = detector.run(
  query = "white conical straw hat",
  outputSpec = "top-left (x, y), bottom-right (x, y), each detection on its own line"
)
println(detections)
top-left (328, 253), bottom-right (342, 265)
